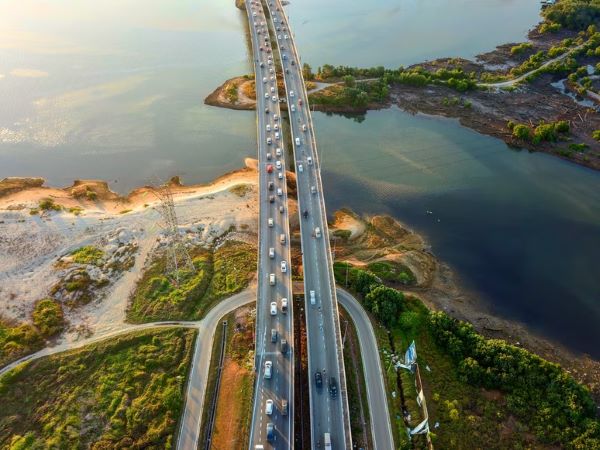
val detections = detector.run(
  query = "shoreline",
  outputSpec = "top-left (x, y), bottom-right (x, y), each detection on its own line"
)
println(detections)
top-left (329, 209), bottom-right (600, 402)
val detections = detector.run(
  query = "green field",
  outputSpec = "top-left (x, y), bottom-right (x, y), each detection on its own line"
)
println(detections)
top-left (0, 328), bottom-right (195, 449)
top-left (127, 241), bottom-right (256, 323)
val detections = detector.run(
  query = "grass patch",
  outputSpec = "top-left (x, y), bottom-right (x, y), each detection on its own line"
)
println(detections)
top-left (71, 245), bottom-right (105, 266)
top-left (119, 209), bottom-right (132, 214)
top-left (38, 198), bottom-right (61, 212)
top-left (68, 206), bottom-right (83, 216)
top-left (229, 184), bottom-right (253, 197)
top-left (127, 241), bottom-right (256, 323)
top-left (0, 319), bottom-right (44, 368)
top-left (367, 260), bottom-right (416, 286)
top-left (0, 328), bottom-right (195, 449)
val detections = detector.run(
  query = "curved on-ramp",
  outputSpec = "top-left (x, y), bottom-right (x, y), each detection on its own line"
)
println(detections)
top-left (337, 288), bottom-right (395, 450)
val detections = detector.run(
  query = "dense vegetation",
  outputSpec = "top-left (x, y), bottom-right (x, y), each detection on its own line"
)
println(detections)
top-left (71, 245), bottom-right (105, 266)
top-left (127, 241), bottom-right (256, 322)
top-left (544, 0), bottom-right (600, 31)
top-left (508, 119), bottom-right (571, 144)
top-left (0, 299), bottom-right (65, 367)
top-left (0, 328), bottom-right (195, 449)
top-left (334, 262), bottom-right (600, 449)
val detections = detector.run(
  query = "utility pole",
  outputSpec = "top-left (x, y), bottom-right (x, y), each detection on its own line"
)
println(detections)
top-left (154, 182), bottom-right (195, 285)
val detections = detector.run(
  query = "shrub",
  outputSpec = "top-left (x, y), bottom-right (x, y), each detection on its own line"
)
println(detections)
top-left (32, 299), bottom-right (65, 337)
top-left (593, 129), bottom-right (600, 140)
top-left (71, 245), bottom-right (105, 266)
top-left (510, 42), bottom-right (533, 55)
top-left (512, 124), bottom-right (531, 141)
top-left (38, 198), bottom-right (61, 211)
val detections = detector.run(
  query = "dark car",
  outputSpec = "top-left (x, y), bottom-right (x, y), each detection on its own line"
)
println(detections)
top-left (269, 195), bottom-right (275, 203)
top-left (268, 181), bottom-right (274, 191)
top-left (315, 370), bottom-right (323, 388)
top-left (266, 422), bottom-right (275, 441)
top-left (281, 338), bottom-right (288, 354)
top-left (329, 377), bottom-right (338, 398)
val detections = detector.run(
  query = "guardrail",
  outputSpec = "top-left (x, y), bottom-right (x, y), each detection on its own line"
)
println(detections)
top-left (267, 1), bottom-right (353, 448)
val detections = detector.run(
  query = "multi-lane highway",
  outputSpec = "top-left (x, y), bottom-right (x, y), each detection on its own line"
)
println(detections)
top-left (264, 1), bottom-right (353, 448)
top-left (246, 0), bottom-right (295, 448)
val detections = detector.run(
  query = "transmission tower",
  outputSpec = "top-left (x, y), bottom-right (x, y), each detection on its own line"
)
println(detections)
top-left (153, 182), bottom-right (195, 285)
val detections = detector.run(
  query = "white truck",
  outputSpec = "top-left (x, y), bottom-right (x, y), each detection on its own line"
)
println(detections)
top-left (324, 433), bottom-right (332, 449)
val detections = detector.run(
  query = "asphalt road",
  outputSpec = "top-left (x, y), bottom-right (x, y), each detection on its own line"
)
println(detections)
top-left (246, 0), bottom-right (295, 448)
top-left (265, 1), bottom-right (353, 448)
top-left (337, 288), bottom-right (395, 450)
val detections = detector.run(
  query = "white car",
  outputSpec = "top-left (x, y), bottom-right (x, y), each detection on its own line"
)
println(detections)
top-left (315, 226), bottom-right (321, 238)
top-left (274, 124), bottom-right (279, 131)
top-left (276, 160), bottom-right (282, 170)
top-left (298, 163), bottom-right (303, 173)
top-left (269, 247), bottom-right (275, 258)
top-left (270, 86), bottom-right (275, 93)
top-left (281, 260), bottom-right (287, 273)
top-left (274, 114), bottom-right (279, 121)
top-left (284, 34), bottom-right (288, 39)
top-left (310, 290), bottom-right (316, 305)
top-left (278, 172), bottom-right (283, 179)
top-left (267, 137), bottom-right (272, 145)
top-left (277, 188), bottom-right (283, 196)
top-left (266, 124), bottom-right (271, 132)
top-left (264, 361), bottom-right (272, 379)
top-left (272, 96), bottom-right (277, 102)
top-left (275, 132), bottom-right (280, 140)
top-left (263, 77), bottom-right (267, 83)
top-left (311, 185), bottom-right (317, 194)
top-left (268, 59), bottom-right (273, 65)
top-left (307, 156), bottom-right (313, 165)
top-left (302, 124), bottom-right (307, 131)
top-left (268, 217), bottom-right (273, 227)
top-left (291, 104), bottom-right (296, 112)
top-left (278, 34), bottom-right (282, 40)
top-left (264, 92), bottom-right (269, 99)
top-left (295, 137), bottom-right (300, 146)
top-left (276, 147), bottom-right (282, 156)
top-left (270, 301), bottom-right (277, 315)
top-left (269, 273), bottom-right (275, 285)
top-left (265, 399), bottom-right (274, 415)
top-left (290, 90), bottom-right (295, 97)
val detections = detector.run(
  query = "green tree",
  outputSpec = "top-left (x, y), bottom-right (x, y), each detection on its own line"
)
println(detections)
top-left (32, 299), bottom-right (65, 337)
top-left (302, 63), bottom-right (314, 80)
top-left (343, 74), bottom-right (356, 88)
top-left (512, 124), bottom-right (531, 141)
top-left (364, 285), bottom-right (404, 325)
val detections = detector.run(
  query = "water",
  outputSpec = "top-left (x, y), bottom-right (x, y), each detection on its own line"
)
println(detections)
top-left (1, 0), bottom-right (599, 356)
top-left (315, 108), bottom-right (600, 357)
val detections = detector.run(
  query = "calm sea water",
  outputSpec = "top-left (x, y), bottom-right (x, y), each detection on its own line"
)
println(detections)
top-left (1, 0), bottom-right (599, 356)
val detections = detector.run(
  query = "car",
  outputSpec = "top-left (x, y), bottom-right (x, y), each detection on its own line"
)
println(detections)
top-left (281, 297), bottom-right (288, 312)
top-left (269, 247), bottom-right (275, 258)
top-left (266, 152), bottom-right (272, 160)
top-left (270, 301), bottom-right (277, 315)
top-left (269, 69), bottom-right (274, 74)
top-left (267, 137), bottom-right (272, 145)
top-left (270, 86), bottom-right (275, 93)
top-left (280, 233), bottom-right (286, 244)
top-left (279, 205), bottom-right (284, 213)
top-left (259, 46), bottom-right (263, 51)
top-left (329, 377), bottom-right (338, 398)
top-left (278, 172), bottom-right (283, 180)
top-left (290, 90), bottom-right (295, 97)
top-left (275, 147), bottom-right (282, 156)
top-left (277, 188), bottom-right (283, 196)
top-left (298, 98), bottom-right (303, 106)
top-left (257, 29), bottom-right (261, 34)
top-left (269, 195), bottom-right (275, 203)
top-left (310, 290), bottom-right (316, 305)
top-left (266, 47), bottom-right (271, 53)
top-left (274, 124), bottom-right (279, 131)
top-left (280, 260), bottom-right (287, 272)
top-left (276, 160), bottom-right (282, 170)
top-left (262, 77), bottom-right (267, 83)
top-left (275, 131), bottom-right (280, 140)
top-left (266, 124), bottom-right (271, 132)
top-left (271, 96), bottom-right (277, 102)
top-left (302, 124), bottom-right (307, 131)
top-left (265, 107), bottom-right (270, 114)
top-left (276, 27), bottom-right (281, 31)
top-left (284, 34), bottom-right (288, 39)
top-left (315, 226), bottom-right (322, 238)
top-left (281, 46), bottom-right (286, 51)
top-left (260, 62), bottom-right (264, 68)
top-left (291, 60), bottom-right (295, 65)
top-left (278, 34), bottom-right (282, 40)
top-left (291, 104), bottom-right (296, 112)
top-left (298, 163), bottom-right (303, 172)
top-left (266, 164), bottom-right (273, 173)
top-left (266, 423), bottom-right (275, 442)
top-left (264, 92), bottom-right (269, 99)
top-left (264, 361), bottom-right (272, 379)
top-left (285, 68), bottom-right (290, 74)
top-left (269, 273), bottom-right (276, 285)
top-left (307, 156), bottom-right (313, 165)
top-left (274, 114), bottom-right (279, 121)
top-left (315, 370), bottom-right (323, 388)
top-left (281, 399), bottom-right (288, 416)
top-left (268, 217), bottom-right (273, 227)
top-left (252, 11), bottom-right (257, 17)
top-left (271, 329), bottom-right (278, 342)
top-left (311, 185), bottom-right (316, 194)
top-left (303, 209), bottom-right (308, 219)
top-left (265, 399), bottom-right (274, 415)
top-left (268, 59), bottom-right (273, 65)
top-left (281, 338), bottom-right (288, 354)
top-left (295, 137), bottom-right (300, 146)
top-left (268, 181), bottom-right (274, 190)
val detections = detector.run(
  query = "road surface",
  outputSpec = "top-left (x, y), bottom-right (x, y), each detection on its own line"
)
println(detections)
top-left (265, 1), bottom-right (353, 448)
top-left (245, 0), bottom-right (295, 448)
top-left (337, 288), bottom-right (395, 450)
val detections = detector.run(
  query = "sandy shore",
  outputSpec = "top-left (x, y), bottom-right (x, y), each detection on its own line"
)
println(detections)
top-left (0, 160), bottom-right (259, 344)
